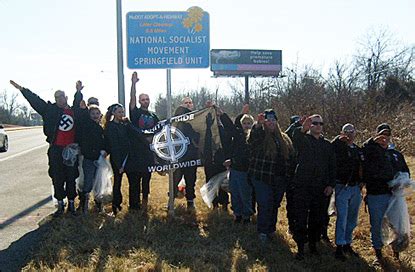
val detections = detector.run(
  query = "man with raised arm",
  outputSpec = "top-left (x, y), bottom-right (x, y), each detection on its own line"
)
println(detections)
top-left (129, 72), bottom-right (160, 207)
top-left (10, 80), bottom-right (83, 217)
top-left (291, 114), bottom-right (336, 260)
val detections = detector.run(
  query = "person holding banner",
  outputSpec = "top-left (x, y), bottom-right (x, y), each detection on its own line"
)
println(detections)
top-left (248, 109), bottom-right (294, 244)
top-left (104, 104), bottom-right (140, 214)
top-left (220, 104), bottom-right (254, 223)
top-left (129, 72), bottom-right (159, 207)
top-left (173, 97), bottom-right (199, 210)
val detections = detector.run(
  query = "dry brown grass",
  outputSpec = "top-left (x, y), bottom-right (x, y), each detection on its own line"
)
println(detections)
top-left (22, 158), bottom-right (415, 271)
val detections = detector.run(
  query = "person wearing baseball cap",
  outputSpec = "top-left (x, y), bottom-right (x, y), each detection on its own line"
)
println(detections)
top-left (362, 123), bottom-right (410, 264)
top-left (331, 123), bottom-right (363, 260)
top-left (248, 109), bottom-right (295, 244)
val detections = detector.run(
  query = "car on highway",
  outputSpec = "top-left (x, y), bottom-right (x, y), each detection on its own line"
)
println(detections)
top-left (0, 123), bottom-right (8, 152)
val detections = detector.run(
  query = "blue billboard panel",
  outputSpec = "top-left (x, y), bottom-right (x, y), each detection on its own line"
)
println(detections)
top-left (127, 9), bottom-right (210, 69)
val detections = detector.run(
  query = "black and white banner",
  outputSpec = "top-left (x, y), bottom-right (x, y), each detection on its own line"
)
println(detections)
top-left (139, 107), bottom-right (222, 172)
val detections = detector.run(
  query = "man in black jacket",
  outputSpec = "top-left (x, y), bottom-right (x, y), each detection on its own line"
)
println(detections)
top-left (10, 80), bottom-right (83, 217)
top-left (332, 123), bottom-right (363, 260)
top-left (362, 123), bottom-right (410, 264)
top-left (291, 114), bottom-right (336, 260)
top-left (129, 72), bottom-right (159, 207)
top-left (173, 97), bottom-right (199, 210)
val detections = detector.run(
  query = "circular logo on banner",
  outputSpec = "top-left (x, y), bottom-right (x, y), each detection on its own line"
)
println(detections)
top-left (58, 114), bottom-right (74, 131)
top-left (150, 125), bottom-right (190, 163)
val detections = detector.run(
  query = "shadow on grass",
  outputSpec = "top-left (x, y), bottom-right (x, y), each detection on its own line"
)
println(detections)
top-left (0, 204), bottom-right (413, 271)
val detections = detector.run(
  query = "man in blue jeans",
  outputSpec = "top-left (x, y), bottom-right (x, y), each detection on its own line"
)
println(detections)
top-left (331, 123), bottom-right (363, 260)
top-left (363, 123), bottom-right (410, 264)
top-left (248, 110), bottom-right (295, 244)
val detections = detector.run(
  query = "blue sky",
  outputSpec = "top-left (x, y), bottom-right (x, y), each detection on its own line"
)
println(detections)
top-left (0, 0), bottom-right (413, 111)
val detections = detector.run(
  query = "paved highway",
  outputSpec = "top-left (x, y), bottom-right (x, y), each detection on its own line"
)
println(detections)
top-left (0, 128), bottom-right (52, 256)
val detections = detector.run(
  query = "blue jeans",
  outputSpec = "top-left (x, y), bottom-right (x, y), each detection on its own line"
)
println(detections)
top-left (82, 158), bottom-right (98, 194)
top-left (229, 169), bottom-right (253, 218)
top-left (335, 184), bottom-right (361, 245)
top-left (367, 194), bottom-right (392, 249)
top-left (252, 177), bottom-right (286, 234)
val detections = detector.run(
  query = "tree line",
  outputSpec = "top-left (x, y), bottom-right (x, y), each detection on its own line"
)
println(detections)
top-left (154, 29), bottom-right (415, 155)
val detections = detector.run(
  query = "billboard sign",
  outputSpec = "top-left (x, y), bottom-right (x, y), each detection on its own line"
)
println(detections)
top-left (210, 49), bottom-right (282, 76)
top-left (127, 7), bottom-right (210, 69)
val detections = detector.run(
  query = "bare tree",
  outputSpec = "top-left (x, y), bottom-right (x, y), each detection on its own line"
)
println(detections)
top-left (0, 89), bottom-right (20, 123)
top-left (354, 28), bottom-right (415, 91)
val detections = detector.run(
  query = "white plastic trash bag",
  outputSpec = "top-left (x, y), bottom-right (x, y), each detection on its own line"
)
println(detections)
top-left (92, 155), bottom-right (113, 203)
top-left (51, 185), bottom-right (66, 207)
top-left (51, 185), bottom-right (58, 207)
top-left (381, 171), bottom-right (414, 252)
top-left (76, 155), bottom-right (84, 192)
top-left (327, 191), bottom-right (336, 216)
top-left (220, 171), bottom-right (230, 193)
top-left (200, 171), bottom-right (228, 208)
top-left (177, 178), bottom-right (186, 199)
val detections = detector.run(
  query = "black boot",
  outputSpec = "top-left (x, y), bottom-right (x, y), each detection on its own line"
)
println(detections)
top-left (82, 194), bottom-right (89, 214)
top-left (77, 193), bottom-right (85, 212)
top-left (295, 243), bottom-right (305, 260)
top-left (309, 243), bottom-right (319, 256)
top-left (234, 216), bottom-right (242, 223)
top-left (68, 200), bottom-right (78, 216)
top-left (344, 244), bottom-right (359, 257)
top-left (335, 245), bottom-right (346, 261)
top-left (95, 200), bottom-right (103, 213)
top-left (53, 201), bottom-right (65, 218)
top-left (393, 251), bottom-right (400, 261)
top-left (112, 204), bottom-right (122, 215)
top-left (373, 248), bottom-right (384, 265)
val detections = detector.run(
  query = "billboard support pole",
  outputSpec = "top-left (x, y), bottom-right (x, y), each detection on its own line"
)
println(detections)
top-left (244, 76), bottom-right (250, 104)
top-left (116, 0), bottom-right (125, 106)
top-left (166, 68), bottom-right (175, 216)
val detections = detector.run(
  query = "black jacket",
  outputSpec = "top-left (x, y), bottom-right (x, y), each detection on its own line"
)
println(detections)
top-left (331, 136), bottom-right (363, 185)
top-left (173, 106), bottom-right (199, 162)
top-left (285, 121), bottom-right (301, 140)
top-left (104, 121), bottom-right (131, 171)
top-left (220, 113), bottom-right (250, 172)
top-left (77, 110), bottom-right (105, 161)
top-left (292, 127), bottom-right (336, 187)
top-left (20, 88), bottom-right (83, 144)
top-left (362, 138), bottom-right (410, 195)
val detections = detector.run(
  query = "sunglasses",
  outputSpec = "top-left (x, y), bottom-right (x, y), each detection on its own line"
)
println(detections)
top-left (312, 121), bottom-right (324, 126)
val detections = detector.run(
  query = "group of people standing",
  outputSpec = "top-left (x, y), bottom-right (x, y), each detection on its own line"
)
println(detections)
top-left (220, 107), bottom-right (410, 264)
top-left (9, 74), bottom-right (410, 263)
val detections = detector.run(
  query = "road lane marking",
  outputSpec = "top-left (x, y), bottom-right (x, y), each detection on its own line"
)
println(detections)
top-left (0, 144), bottom-right (49, 162)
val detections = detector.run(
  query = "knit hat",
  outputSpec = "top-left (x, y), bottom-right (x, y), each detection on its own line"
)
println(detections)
top-left (290, 115), bottom-right (300, 124)
top-left (376, 123), bottom-right (391, 135)
top-left (264, 109), bottom-right (277, 121)
top-left (341, 123), bottom-right (355, 133)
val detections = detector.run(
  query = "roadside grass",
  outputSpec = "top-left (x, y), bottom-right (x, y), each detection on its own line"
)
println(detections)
top-left (22, 158), bottom-right (415, 271)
